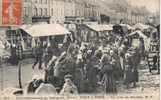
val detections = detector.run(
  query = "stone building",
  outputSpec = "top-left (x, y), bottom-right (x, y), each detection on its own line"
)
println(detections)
top-left (50, 0), bottom-right (65, 23)
top-left (84, 0), bottom-right (100, 21)
top-left (22, 0), bottom-right (50, 24)
top-left (64, 0), bottom-right (75, 17)
top-left (75, 0), bottom-right (85, 17)
top-left (22, 0), bottom-right (100, 24)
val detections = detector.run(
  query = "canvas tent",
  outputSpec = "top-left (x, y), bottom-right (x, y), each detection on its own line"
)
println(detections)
top-left (129, 30), bottom-right (150, 51)
top-left (15, 24), bottom-right (71, 54)
top-left (20, 24), bottom-right (71, 37)
top-left (79, 24), bottom-right (113, 42)
top-left (86, 24), bottom-right (113, 32)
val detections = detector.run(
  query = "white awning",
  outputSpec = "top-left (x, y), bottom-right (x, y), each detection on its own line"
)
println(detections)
top-left (120, 24), bottom-right (134, 30)
top-left (129, 30), bottom-right (150, 51)
top-left (20, 24), bottom-right (70, 37)
top-left (133, 23), bottom-right (150, 30)
top-left (86, 24), bottom-right (113, 32)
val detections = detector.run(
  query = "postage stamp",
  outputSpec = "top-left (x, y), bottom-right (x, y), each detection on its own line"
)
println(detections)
top-left (2, 0), bottom-right (22, 25)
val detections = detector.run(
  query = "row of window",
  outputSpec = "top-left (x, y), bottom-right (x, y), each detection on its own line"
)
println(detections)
top-left (34, 0), bottom-right (48, 4)
top-left (24, 7), bottom-right (65, 17)
top-left (24, 6), bottom-right (98, 17)
top-left (33, 8), bottom-right (48, 16)
top-left (24, 0), bottom-right (48, 4)
top-left (24, 0), bottom-right (97, 6)
top-left (50, 8), bottom-right (64, 16)
top-left (24, 0), bottom-right (75, 4)
top-left (24, 7), bottom-right (48, 16)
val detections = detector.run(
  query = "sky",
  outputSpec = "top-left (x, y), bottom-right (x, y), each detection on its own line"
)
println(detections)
top-left (127, 0), bottom-right (160, 13)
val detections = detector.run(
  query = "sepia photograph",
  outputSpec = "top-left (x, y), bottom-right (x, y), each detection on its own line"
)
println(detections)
top-left (0, 0), bottom-right (160, 99)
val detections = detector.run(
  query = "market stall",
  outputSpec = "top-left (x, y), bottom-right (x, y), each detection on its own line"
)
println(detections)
top-left (80, 24), bottom-right (113, 42)
top-left (6, 24), bottom-right (70, 59)
top-left (128, 30), bottom-right (150, 51)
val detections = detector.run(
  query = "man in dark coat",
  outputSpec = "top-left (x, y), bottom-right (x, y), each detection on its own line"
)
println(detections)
top-left (44, 45), bottom-right (53, 68)
top-left (44, 56), bottom-right (57, 86)
top-left (63, 34), bottom-right (72, 51)
top-left (32, 43), bottom-right (44, 69)
top-left (139, 37), bottom-right (145, 60)
top-left (109, 50), bottom-right (122, 80)
top-left (10, 44), bottom-right (18, 65)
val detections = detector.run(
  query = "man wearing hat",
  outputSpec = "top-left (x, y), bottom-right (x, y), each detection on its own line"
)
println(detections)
top-left (60, 74), bottom-right (78, 94)
top-left (118, 43), bottom-right (128, 71)
top-left (94, 48), bottom-right (103, 60)
top-left (109, 49), bottom-right (122, 80)
top-left (32, 42), bottom-right (44, 69)
top-left (44, 56), bottom-right (57, 86)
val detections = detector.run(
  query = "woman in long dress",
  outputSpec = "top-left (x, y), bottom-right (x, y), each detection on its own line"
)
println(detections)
top-left (124, 52), bottom-right (136, 88)
top-left (100, 53), bottom-right (117, 93)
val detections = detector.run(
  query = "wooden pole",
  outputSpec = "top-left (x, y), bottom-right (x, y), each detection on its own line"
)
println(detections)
top-left (0, 57), bottom-right (3, 92)
top-left (18, 61), bottom-right (22, 89)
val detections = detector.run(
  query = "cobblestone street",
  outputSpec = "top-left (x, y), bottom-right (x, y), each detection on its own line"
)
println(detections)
top-left (0, 59), bottom-right (159, 94)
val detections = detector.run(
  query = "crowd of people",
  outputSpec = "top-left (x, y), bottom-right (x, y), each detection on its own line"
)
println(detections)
top-left (23, 23), bottom-right (159, 95)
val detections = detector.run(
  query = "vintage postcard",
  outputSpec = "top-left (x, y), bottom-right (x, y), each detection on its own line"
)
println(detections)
top-left (0, 0), bottom-right (160, 100)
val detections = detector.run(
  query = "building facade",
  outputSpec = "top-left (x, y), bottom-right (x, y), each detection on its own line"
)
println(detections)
top-left (84, 0), bottom-right (99, 21)
top-left (22, 0), bottom-right (51, 24)
top-left (75, 0), bottom-right (85, 17)
top-left (50, 0), bottom-right (65, 23)
top-left (22, 0), bottom-right (100, 24)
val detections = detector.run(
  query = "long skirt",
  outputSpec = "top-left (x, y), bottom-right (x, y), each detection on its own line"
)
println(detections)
top-left (113, 63), bottom-right (123, 80)
top-left (124, 66), bottom-right (134, 85)
top-left (73, 68), bottom-right (84, 93)
top-left (101, 73), bottom-right (117, 93)
top-left (133, 69), bottom-right (139, 82)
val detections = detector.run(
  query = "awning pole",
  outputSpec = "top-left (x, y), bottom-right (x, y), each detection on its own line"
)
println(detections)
top-left (0, 56), bottom-right (3, 92)
top-left (18, 61), bottom-right (22, 89)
